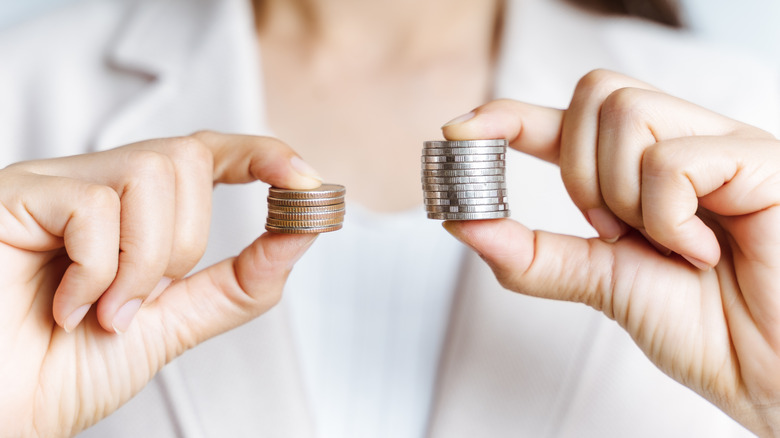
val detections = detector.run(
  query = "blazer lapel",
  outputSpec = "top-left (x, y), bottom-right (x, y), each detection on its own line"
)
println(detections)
top-left (92, 1), bottom-right (314, 436)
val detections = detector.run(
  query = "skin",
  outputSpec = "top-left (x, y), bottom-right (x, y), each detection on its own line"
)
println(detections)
top-left (0, 132), bottom-right (321, 436)
top-left (2, 0), bottom-right (779, 436)
top-left (443, 70), bottom-right (780, 436)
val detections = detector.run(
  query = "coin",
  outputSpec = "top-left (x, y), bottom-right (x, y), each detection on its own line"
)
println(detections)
top-left (421, 175), bottom-right (506, 184)
top-left (424, 189), bottom-right (509, 199)
top-left (267, 210), bottom-right (346, 220)
top-left (422, 154), bottom-right (505, 163)
top-left (424, 139), bottom-right (507, 148)
top-left (421, 161), bottom-right (505, 170)
top-left (269, 184), bottom-right (345, 199)
top-left (265, 224), bottom-right (344, 234)
top-left (422, 182), bottom-right (507, 192)
top-left (424, 197), bottom-right (508, 206)
top-left (268, 203), bottom-right (346, 213)
top-left (421, 168), bottom-right (505, 177)
top-left (426, 211), bottom-right (511, 220)
top-left (267, 196), bottom-right (345, 207)
top-left (422, 146), bottom-right (506, 156)
top-left (426, 204), bottom-right (508, 213)
top-left (266, 217), bottom-right (344, 228)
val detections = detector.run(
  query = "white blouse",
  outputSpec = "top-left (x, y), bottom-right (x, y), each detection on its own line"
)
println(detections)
top-left (285, 203), bottom-right (466, 438)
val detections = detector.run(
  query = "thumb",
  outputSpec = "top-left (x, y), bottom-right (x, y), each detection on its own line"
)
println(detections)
top-left (442, 219), bottom-right (615, 310)
top-left (147, 232), bottom-right (317, 352)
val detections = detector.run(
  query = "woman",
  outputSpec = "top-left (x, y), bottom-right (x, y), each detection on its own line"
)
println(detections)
top-left (1, 0), bottom-right (779, 436)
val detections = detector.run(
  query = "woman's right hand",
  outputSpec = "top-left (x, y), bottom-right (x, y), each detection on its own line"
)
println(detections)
top-left (0, 131), bottom-right (321, 437)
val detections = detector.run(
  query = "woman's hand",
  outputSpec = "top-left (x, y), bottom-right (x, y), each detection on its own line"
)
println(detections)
top-left (0, 131), bottom-right (322, 437)
top-left (442, 70), bottom-right (780, 436)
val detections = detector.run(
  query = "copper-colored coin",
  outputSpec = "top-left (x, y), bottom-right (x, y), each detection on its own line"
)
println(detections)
top-left (265, 224), bottom-right (343, 234)
top-left (266, 217), bottom-right (344, 228)
top-left (267, 209), bottom-right (345, 221)
top-left (268, 184), bottom-right (345, 200)
top-left (268, 203), bottom-right (346, 213)
top-left (267, 196), bottom-right (345, 207)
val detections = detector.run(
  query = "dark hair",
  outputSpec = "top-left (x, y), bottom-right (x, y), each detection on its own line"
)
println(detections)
top-left (569, 0), bottom-right (683, 27)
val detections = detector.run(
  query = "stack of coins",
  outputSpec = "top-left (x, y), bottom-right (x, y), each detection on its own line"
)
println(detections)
top-left (421, 139), bottom-right (510, 220)
top-left (265, 184), bottom-right (346, 234)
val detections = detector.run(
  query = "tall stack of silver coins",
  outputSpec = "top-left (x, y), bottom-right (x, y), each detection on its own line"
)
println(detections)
top-left (265, 184), bottom-right (346, 234)
top-left (421, 139), bottom-right (510, 220)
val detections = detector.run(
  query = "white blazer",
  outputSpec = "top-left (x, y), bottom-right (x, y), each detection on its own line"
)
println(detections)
top-left (1, 0), bottom-right (778, 436)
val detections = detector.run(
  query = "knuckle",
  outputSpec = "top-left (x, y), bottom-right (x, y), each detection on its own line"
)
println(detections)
top-left (170, 135), bottom-right (213, 164)
top-left (124, 149), bottom-right (175, 180)
top-left (82, 183), bottom-right (121, 215)
top-left (642, 142), bottom-right (681, 176)
top-left (600, 87), bottom-right (648, 123)
top-left (575, 69), bottom-right (624, 98)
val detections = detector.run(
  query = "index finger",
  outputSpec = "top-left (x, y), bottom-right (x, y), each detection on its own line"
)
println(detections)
top-left (441, 99), bottom-right (564, 164)
top-left (189, 131), bottom-right (323, 189)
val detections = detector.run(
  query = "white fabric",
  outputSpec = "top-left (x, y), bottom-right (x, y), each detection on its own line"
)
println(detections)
top-left (286, 205), bottom-right (464, 438)
top-left (1, 0), bottom-right (779, 437)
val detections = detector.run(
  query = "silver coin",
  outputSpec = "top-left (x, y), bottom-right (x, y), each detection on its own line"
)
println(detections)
top-left (422, 175), bottom-right (505, 184)
top-left (424, 197), bottom-right (508, 206)
top-left (268, 184), bottom-right (345, 200)
top-left (424, 189), bottom-right (509, 199)
top-left (424, 140), bottom-right (507, 148)
top-left (427, 211), bottom-right (511, 220)
top-left (422, 146), bottom-right (506, 156)
top-left (426, 204), bottom-right (508, 213)
top-left (421, 168), bottom-right (505, 177)
top-left (422, 154), bottom-right (505, 163)
top-left (423, 182), bottom-right (507, 191)
top-left (421, 161), bottom-right (505, 170)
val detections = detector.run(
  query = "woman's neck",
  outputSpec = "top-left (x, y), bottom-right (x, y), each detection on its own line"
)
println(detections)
top-left (253, 0), bottom-right (504, 212)
top-left (255, 0), bottom-right (504, 70)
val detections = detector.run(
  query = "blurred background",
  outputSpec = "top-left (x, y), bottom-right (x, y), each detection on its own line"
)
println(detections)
top-left (1, 0), bottom-right (776, 64)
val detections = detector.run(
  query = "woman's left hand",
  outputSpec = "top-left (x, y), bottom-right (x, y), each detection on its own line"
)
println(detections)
top-left (442, 69), bottom-right (780, 436)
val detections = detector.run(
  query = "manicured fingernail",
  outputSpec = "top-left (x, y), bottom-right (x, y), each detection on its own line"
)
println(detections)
top-left (64, 304), bottom-right (91, 333)
top-left (442, 111), bottom-right (476, 128)
top-left (147, 277), bottom-right (173, 303)
top-left (682, 254), bottom-right (711, 271)
top-left (586, 208), bottom-right (622, 243)
top-left (112, 298), bottom-right (143, 334)
top-left (639, 229), bottom-right (672, 256)
top-left (288, 235), bottom-right (318, 268)
top-left (442, 222), bottom-right (473, 248)
top-left (290, 156), bottom-right (322, 183)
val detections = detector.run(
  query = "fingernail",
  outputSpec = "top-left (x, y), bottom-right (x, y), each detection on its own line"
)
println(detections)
top-left (442, 111), bottom-right (476, 128)
top-left (147, 277), bottom-right (173, 303)
top-left (112, 298), bottom-right (143, 334)
top-left (290, 156), bottom-right (323, 183)
top-left (586, 208), bottom-right (622, 243)
top-left (64, 304), bottom-right (91, 333)
top-left (682, 254), bottom-right (712, 271)
top-left (287, 235), bottom-right (318, 268)
top-left (639, 229), bottom-right (672, 256)
top-left (442, 222), bottom-right (473, 248)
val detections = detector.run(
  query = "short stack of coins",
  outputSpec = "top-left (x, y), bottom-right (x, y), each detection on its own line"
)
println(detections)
top-left (265, 184), bottom-right (346, 234)
top-left (421, 139), bottom-right (510, 220)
